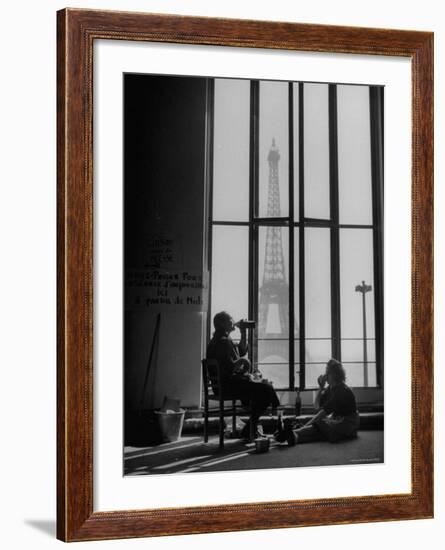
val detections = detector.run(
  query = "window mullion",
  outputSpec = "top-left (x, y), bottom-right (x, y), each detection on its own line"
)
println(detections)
top-left (298, 83), bottom-right (306, 390)
top-left (206, 79), bottom-right (215, 347)
top-left (249, 81), bottom-right (259, 366)
top-left (329, 84), bottom-right (342, 363)
top-left (370, 86), bottom-right (384, 388)
top-left (288, 83), bottom-right (295, 390)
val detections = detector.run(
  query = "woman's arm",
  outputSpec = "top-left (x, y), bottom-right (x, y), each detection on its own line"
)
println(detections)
top-left (237, 326), bottom-right (248, 357)
top-left (303, 408), bottom-right (327, 427)
top-left (314, 374), bottom-right (328, 410)
top-left (301, 375), bottom-right (328, 427)
top-left (314, 388), bottom-right (324, 410)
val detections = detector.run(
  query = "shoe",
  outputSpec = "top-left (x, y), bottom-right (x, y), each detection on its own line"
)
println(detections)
top-left (240, 421), bottom-right (265, 442)
top-left (240, 421), bottom-right (256, 441)
top-left (274, 426), bottom-right (296, 446)
top-left (274, 414), bottom-right (287, 442)
top-left (286, 428), bottom-right (296, 446)
top-left (274, 430), bottom-right (287, 443)
top-left (240, 422), bottom-right (251, 440)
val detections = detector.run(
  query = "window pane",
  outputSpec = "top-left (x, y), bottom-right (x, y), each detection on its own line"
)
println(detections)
top-left (304, 83), bottom-right (330, 219)
top-left (294, 339), bottom-right (300, 363)
top-left (342, 338), bottom-right (376, 362)
top-left (258, 339), bottom-right (288, 363)
top-left (259, 81), bottom-right (289, 218)
top-left (293, 83), bottom-right (299, 220)
top-left (305, 228), bottom-right (331, 338)
top-left (305, 363), bottom-right (327, 388)
top-left (258, 226), bottom-right (289, 339)
top-left (213, 79), bottom-right (250, 221)
top-left (211, 226), bottom-right (248, 341)
top-left (305, 338), bottom-right (332, 363)
top-left (337, 85), bottom-right (373, 224)
top-left (343, 363), bottom-right (377, 387)
top-left (340, 228), bottom-right (375, 340)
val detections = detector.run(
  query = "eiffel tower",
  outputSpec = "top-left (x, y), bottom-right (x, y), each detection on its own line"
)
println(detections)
top-left (258, 139), bottom-right (289, 352)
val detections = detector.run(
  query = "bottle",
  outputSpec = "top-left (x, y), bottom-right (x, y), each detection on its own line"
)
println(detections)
top-left (295, 390), bottom-right (302, 417)
top-left (276, 409), bottom-right (284, 434)
top-left (235, 319), bottom-right (256, 330)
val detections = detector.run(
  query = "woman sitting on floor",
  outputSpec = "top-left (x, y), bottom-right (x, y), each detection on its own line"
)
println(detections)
top-left (275, 358), bottom-right (360, 446)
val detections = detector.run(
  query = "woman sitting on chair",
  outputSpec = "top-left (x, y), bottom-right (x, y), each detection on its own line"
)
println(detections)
top-left (275, 358), bottom-right (360, 446)
top-left (206, 311), bottom-right (280, 440)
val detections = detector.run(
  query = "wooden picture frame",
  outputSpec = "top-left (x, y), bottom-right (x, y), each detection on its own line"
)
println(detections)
top-left (57, 8), bottom-right (433, 542)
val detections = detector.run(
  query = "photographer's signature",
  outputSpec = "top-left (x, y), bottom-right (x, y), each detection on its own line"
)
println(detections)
top-left (350, 457), bottom-right (381, 463)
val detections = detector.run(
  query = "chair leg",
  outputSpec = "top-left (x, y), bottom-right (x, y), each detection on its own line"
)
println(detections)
top-left (232, 400), bottom-right (237, 436)
top-left (219, 398), bottom-right (224, 450)
top-left (203, 399), bottom-right (209, 443)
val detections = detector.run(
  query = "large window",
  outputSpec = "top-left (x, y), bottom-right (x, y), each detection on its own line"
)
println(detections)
top-left (209, 79), bottom-right (383, 390)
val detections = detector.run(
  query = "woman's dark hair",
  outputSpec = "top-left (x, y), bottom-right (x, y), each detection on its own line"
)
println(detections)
top-left (326, 358), bottom-right (346, 383)
top-left (213, 311), bottom-right (231, 331)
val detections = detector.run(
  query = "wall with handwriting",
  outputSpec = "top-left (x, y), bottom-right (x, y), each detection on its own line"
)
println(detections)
top-left (124, 74), bottom-right (208, 413)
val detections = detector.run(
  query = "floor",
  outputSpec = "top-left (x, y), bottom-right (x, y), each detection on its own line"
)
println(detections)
top-left (124, 430), bottom-right (384, 476)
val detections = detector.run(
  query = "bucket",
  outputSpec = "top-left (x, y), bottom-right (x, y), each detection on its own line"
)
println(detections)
top-left (254, 437), bottom-right (270, 453)
top-left (155, 409), bottom-right (185, 442)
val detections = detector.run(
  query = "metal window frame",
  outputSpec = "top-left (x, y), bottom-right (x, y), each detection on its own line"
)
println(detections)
top-left (208, 79), bottom-right (384, 391)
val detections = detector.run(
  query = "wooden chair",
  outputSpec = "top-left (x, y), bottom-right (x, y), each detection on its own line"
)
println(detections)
top-left (201, 358), bottom-right (252, 449)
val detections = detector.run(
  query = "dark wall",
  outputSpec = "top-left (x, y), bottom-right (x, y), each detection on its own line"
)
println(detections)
top-left (124, 74), bottom-right (208, 415)
top-left (125, 74), bottom-right (207, 266)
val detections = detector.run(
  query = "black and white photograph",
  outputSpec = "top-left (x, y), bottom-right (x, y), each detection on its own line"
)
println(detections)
top-left (123, 73), bottom-right (384, 476)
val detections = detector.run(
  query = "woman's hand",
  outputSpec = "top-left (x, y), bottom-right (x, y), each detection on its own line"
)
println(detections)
top-left (317, 374), bottom-right (327, 389)
top-left (238, 319), bottom-right (248, 336)
top-left (234, 357), bottom-right (251, 374)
